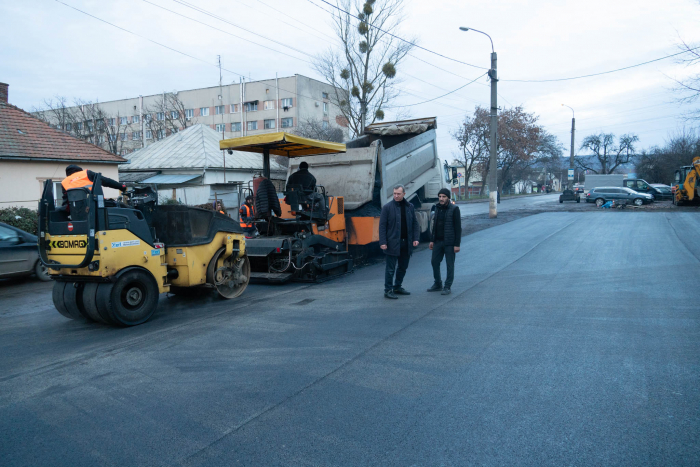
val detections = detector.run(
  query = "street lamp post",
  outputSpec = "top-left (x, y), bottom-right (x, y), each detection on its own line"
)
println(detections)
top-left (562, 104), bottom-right (576, 190)
top-left (460, 26), bottom-right (498, 218)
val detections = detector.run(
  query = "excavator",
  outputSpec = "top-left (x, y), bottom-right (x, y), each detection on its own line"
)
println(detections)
top-left (672, 156), bottom-right (700, 206)
top-left (220, 132), bottom-right (352, 282)
top-left (38, 175), bottom-right (250, 326)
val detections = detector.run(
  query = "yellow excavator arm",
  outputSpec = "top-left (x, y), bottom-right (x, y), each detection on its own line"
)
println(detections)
top-left (683, 157), bottom-right (700, 201)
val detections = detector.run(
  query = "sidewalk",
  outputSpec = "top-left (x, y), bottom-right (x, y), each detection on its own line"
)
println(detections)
top-left (454, 192), bottom-right (552, 204)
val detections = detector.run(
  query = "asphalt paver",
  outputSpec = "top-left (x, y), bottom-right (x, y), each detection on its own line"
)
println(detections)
top-left (1, 212), bottom-right (699, 466)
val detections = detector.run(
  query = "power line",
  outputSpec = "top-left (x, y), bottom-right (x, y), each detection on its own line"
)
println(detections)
top-left (502, 46), bottom-right (700, 83)
top-left (385, 73), bottom-right (488, 108)
top-left (310, 0), bottom-right (488, 70)
top-left (142, 0), bottom-right (313, 64)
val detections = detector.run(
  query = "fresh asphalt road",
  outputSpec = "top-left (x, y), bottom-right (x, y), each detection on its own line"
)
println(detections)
top-left (1, 212), bottom-right (699, 466)
top-left (458, 193), bottom-right (561, 217)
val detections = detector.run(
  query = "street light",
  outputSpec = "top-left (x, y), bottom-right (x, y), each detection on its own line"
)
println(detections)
top-left (561, 104), bottom-right (576, 190)
top-left (460, 26), bottom-right (498, 218)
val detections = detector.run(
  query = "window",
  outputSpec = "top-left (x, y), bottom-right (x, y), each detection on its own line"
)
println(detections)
top-left (86, 121), bottom-right (94, 131)
top-left (244, 102), bottom-right (258, 112)
top-left (247, 121), bottom-right (258, 131)
top-left (66, 123), bottom-right (72, 131)
top-left (132, 115), bottom-right (139, 124)
top-left (146, 130), bottom-right (153, 139)
top-left (322, 92), bottom-right (329, 99)
top-left (264, 119), bottom-right (275, 129)
top-left (231, 104), bottom-right (239, 113)
top-left (132, 131), bottom-right (141, 140)
top-left (231, 122), bottom-right (241, 132)
top-left (108, 134), bottom-right (117, 142)
top-left (171, 111), bottom-right (179, 119)
top-left (185, 109), bottom-right (194, 120)
top-left (200, 107), bottom-right (209, 116)
top-left (157, 129), bottom-right (165, 139)
top-left (156, 112), bottom-right (165, 121)
top-left (120, 132), bottom-right (127, 140)
top-left (624, 181), bottom-right (635, 189)
top-left (144, 114), bottom-right (152, 123)
top-left (119, 116), bottom-right (128, 125)
top-left (281, 117), bottom-right (293, 128)
top-left (215, 105), bottom-right (225, 115)
top-left (322, 121), bottom-right (329, 129)
top-left (637, 181), bottom-right (649, 190)
top-left (76, 122), bottom-right (82, 131)
top-left (323, 102), bottom-right (328, 114)
top-left (281, 98), bottom-right (293, 109)
top-left (216, 123), bottom-right (226, 132)
top-left (108, 118), bottom-right (115, 126)
top-left (264, 100), bottom-right (275, 110)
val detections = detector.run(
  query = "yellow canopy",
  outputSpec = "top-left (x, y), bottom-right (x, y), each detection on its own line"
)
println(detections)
top-left (219, 132), bottom-right (346, 157)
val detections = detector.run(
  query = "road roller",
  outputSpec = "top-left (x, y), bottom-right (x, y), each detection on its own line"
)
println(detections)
top-left (37, 174), bottom-right (250, 326)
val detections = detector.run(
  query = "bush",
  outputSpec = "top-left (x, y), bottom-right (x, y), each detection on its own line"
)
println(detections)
top-left (0, 207), bottom-right (39, 235)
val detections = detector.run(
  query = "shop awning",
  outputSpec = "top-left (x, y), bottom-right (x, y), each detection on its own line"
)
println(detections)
top-left (219, 132), bottom-right (346, 158)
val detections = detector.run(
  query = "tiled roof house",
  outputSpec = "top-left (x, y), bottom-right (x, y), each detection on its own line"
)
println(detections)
top-left (0, 83), bottom-right (126, 208)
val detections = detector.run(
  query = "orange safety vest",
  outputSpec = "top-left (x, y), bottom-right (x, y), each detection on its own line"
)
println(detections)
top-left (240, 203), bottom-right (254, 228)
top-left (61, 170), bottom-right (93, 192)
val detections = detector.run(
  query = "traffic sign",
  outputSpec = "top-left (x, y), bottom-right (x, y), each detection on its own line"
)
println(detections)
top-left (568, 169), bottom-right (574, 180)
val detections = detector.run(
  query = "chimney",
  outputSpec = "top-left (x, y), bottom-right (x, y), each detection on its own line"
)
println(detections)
top-left (0, 83), bottom-right (8, 103)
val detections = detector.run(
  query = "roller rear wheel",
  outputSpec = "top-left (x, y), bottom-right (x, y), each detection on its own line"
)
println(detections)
top-left (64, 282), bottom-right (92, 321)
top-left (207, 249), bottom-right (250, 299)
top-left (52, 281), bottom-right (76, 320)
top-left (82, 282), bottom-right (109, 324)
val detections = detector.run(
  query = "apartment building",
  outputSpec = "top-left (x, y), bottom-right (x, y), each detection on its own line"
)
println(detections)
top-left (39, 74), bottom-right (348, 155)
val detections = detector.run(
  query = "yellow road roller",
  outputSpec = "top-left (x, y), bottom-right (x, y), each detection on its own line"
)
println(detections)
top-left (37, 175), bottom-right (250, 326)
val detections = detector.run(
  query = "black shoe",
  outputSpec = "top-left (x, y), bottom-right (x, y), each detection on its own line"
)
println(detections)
top-left (427, 283), bottom-right (443, 292)
top-left (441, 287), bottom-right (451, 295)
top-left (384, 290), bottom-right (398, 299)
top-left (393, 287), bottom-right (410, 295)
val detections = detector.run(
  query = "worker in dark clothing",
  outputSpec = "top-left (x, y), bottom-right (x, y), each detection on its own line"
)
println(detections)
top-left (379, 184), bottom-right (420, 299)
top-left (427, 188), bottom-right (462, 295)
top-left (287, 161), bottom-right (316, 192)
top-left (61, 164), bottom-right (126, 208)
top-left (239, 195), bottom-right (256, 235)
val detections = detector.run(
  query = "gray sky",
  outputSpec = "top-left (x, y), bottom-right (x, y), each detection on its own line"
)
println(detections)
top-left (2, 0), bottom-right (699, 165)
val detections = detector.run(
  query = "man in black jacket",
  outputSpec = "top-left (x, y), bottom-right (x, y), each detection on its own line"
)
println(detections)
top-left (287, 161), bottom-right (316, 192)
top-left (379, 184), bottom-right (420, 299)
top-left (427, 188), bottom-right (461, 295)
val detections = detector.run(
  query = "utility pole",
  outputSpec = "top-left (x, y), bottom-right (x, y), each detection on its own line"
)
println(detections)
top-left (488, 51), bottom-right (498, 217)
top-left (461, 26), bottom-right (498, 217)
top-left (562, 104), bottom-right (575, 190)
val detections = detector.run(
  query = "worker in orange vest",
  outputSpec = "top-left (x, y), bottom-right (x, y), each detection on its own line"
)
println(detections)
top-left (215, 200), bottom-right (227, 215)
top-left (61, 164), bottom-right (126, 209)
top-left (239, 195), bottom-right (256, 235)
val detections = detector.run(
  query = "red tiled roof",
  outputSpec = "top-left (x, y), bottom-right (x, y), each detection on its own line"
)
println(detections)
top-left (0, 102), bottom-right (126, 163)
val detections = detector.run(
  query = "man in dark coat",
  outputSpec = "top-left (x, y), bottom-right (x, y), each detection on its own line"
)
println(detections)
top-left (379, 184), bottom-right (420, 299)
top-left (427, 188), bottom-right (461, 295)
top-left (287, 161), bottom-right (316, 192)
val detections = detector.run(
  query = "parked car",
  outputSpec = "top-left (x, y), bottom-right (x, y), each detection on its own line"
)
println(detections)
top-left (0, 222), bottom-right (50, 281)
top-left (573, 184), bottom-right (585, 194)
top-left (623, 178), bottom-right (663, 200)
top-left (585, 187), bottom-right (654, 207)
top-left (650, 184), bottom-right (674, 201)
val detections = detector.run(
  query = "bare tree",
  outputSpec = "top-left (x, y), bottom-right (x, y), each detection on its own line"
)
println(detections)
top-left (314, 0), bottom-right (414, 137)
top-left (451, 110), bottom-right (489, 189)
top-left (635, 128), bottom-right (700, 183)
top-left (575, 133), bottom-right (639, 174)
top-left (144, 92), bottom-right (193, 141)
top-left (293, 117), bottom-right (345, 143)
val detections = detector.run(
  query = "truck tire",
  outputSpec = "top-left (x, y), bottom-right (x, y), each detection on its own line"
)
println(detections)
top-left (103, 270), bottom-right (159, 326)
top-left (52, 281), bottom-right (75, 320)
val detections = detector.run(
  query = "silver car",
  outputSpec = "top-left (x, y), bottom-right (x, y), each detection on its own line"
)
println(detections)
top-left (585, 187), bottom-right (654, 207)
top-left (0, 222), bottom-right (51, 281)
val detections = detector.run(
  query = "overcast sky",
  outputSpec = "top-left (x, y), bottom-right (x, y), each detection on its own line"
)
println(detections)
top-left (2, 0), bottom-right (700, 166)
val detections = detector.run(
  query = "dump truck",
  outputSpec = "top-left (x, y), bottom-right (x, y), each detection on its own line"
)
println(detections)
top-left (288, 118), bottom-right (445, 253)
top-left (38, 176), bottom-right (250, 326)
top-left (672, 156), bottom-right (700, 205)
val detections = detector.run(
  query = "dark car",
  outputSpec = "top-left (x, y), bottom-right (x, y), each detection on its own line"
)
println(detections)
top-left (650, 184), bottom-right (674, 201)
top-left (585, 187), bottom-right (654, 207)
top-left (623, 178), bottom-right (663, 200)
top-left (0, 222), bottom-right (50, 281)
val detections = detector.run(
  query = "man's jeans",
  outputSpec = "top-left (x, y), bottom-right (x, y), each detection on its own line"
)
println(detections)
top-left (385, 239), bottom-right (410, 292)
top-left (431, 241), bottom-right (456, 288)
